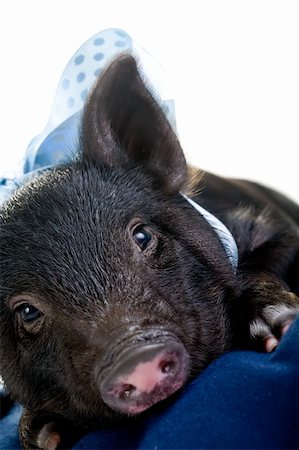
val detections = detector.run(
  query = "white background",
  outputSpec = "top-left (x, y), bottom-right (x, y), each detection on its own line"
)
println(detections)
top-left (0, 0), bottom-right (298, 202)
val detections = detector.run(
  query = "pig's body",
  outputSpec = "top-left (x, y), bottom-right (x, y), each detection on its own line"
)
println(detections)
top-left (0, 55), bottom-right (298, 449)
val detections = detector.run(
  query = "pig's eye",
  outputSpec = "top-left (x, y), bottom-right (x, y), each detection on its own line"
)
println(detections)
top-left (16, 304), bottom-right (43, 323)
top-left (132, 225), bottom-right (152, 251)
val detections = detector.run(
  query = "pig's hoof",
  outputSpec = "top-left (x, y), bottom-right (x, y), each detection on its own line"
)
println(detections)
top-left (250, 303), bottom-right (298, 352)
top-left (37, 422), bottom-right (61, 450)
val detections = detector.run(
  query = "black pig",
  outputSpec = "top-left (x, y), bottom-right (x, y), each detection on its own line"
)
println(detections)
top-left (0, 55), bottom-right (298, 450)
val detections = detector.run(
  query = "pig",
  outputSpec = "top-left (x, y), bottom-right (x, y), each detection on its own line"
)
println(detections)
top-left (0, 54), bottom-right (298, 450)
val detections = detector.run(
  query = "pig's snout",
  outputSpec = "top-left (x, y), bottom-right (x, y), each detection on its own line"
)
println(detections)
top-left (98, 339), bottom-right (188, 414)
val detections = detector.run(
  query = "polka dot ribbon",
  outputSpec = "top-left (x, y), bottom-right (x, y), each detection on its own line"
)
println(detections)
top-left (0, 28), bottom-right (177, 205)
top-left (23, 28), bottom-right (133, 174)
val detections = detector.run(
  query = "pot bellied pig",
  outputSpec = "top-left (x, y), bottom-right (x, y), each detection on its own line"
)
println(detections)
top-left (0, 55), bottom-right (299, 450)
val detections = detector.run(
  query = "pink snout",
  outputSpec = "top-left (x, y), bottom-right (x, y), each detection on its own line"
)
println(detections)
top-left (99, 340), bottom-right (188, 414)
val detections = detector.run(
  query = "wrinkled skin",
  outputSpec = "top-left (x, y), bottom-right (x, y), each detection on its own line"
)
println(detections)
top-left (0, 55), bottom-right (298, 449)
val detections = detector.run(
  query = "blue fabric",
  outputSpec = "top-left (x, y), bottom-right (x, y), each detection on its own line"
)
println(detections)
top-left (1, 317), bottom-right (298, 449)
top-left (0, 405), bottom-right (22, 449)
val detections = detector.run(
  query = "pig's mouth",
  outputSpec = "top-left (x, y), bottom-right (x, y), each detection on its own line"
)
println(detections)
top-left (96, 336), bottom-right (189, 415)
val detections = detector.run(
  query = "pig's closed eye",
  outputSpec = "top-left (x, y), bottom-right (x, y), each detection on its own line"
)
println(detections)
top-left (132, 225), bottom-right (152, 251)
top-left (16, 304), bottom-right (43, 323)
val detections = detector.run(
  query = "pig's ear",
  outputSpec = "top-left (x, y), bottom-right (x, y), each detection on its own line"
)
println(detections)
top-left (81, 54), bottom-right (186, 192)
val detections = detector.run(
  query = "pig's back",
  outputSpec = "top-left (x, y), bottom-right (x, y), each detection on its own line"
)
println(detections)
top-left (188, 170), bottom-right (299, 227)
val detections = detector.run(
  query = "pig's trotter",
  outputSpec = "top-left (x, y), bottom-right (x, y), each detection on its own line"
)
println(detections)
top-left (251, 298), bottom-right (299, 352)
top-left (19, 410), bottom-right (67, 450)
top-left (236, 278), bottom-right (299, 351)
top-left (36, 422), bottom-right (61, 450)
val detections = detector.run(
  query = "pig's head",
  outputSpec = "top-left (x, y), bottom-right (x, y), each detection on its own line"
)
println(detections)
top-left (0, 55), bottom-right (234, 427)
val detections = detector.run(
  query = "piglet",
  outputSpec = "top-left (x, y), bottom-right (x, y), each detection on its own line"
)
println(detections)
top-left (0, 55), bottom-right (298, 449)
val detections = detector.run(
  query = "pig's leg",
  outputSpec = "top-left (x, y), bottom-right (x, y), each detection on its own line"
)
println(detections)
top-left (250, 300), bottom-right (298, 352)
top-left (234, 276), bottom-right (299, 352)
top-left (19, 409), bottom-right (79, 450)
top-left (36, 423), bottom-right (61, 450)
top-left (19, 410), bottom-right (58, 450)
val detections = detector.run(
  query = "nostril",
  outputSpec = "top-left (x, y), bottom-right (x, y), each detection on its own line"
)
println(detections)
top-left (119, 383), bottom-right (136, 401)
top-left (159, 359), bottom-right (176, 374)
